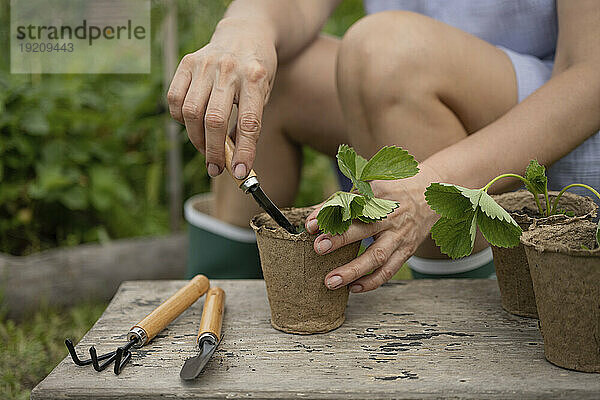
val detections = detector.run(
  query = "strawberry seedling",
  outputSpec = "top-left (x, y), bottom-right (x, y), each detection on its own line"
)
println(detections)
top-left (425, 160), bottom-right (600, 258)
top-left (316, 144), bottom-right (419, 235)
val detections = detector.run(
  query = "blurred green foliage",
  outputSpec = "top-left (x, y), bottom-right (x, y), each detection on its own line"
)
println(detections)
top-left (0, 69), bottom-right (170, 254)
top-left (0, 301), bottom-right (106, 400)
top-left (0, 1), bottom-right (226, 255)
top-left (0, 0), bottom-right (363, 255)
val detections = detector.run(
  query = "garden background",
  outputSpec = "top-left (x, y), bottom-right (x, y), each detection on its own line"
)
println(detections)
top-left (0, 1), bottom-right (409, 398)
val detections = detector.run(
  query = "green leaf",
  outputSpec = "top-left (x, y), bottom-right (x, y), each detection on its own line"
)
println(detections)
top-left (454, 186), bottom-right (520, 228)
top-left (316, 204), bottom-right (352, 236)
top-left (425, 183), bottom-right (475, 219)
top-left (430, 212), bottom-right (478, 259)
top-left (316, 192), bottom-right (365, 235)
top-left (354, 180), bottom-right (374, 198)
top-left (322, 191), bottom-right (366, 221)
top-left (360, 197), bottom-right (399, 221)
top-left (477, 211), bottom-right (522, 248)
top-left (477, 191), bottom-right (520, 226)
top-left (360, 146), bottom-right (419, 181)
top-left (524, 159), bottom-right (547, 195)
top-left (426, 183), bottom-right (522, 257)
top-left (459, 188), bottom-right (522, 247)
top-left (336, 144), bottom-right (373, 197)
top-left (337, 144), bottom-right (368, 179)
top-left (456, 186), bottom-right (485, 209)
top-left (349, 196), bottom-right (367, 220)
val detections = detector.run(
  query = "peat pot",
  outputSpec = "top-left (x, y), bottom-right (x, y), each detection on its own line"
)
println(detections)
top-left (521, 219), bottom-right (600, 373)
top-left (251, 207), bottom-right (360, 334)
top-left (491, 190), bottom-right (597, 318)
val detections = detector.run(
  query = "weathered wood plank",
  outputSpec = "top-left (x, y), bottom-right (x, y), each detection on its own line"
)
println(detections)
top-left (32, 280), bottom-right (599, 399)
top-left (0, 234), bottom-right (186, 318)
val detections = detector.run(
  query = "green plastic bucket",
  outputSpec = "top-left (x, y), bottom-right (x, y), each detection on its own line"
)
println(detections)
top-left (184, 193), bottom-right (262, 279)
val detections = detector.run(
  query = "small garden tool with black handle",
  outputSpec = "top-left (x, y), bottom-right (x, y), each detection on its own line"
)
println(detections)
top-left (65, 274), bottom-right (210, 374)
top-left (180, 286), bottom-right (225, 380)
top-left (224, 135), bottom-right (297, 234)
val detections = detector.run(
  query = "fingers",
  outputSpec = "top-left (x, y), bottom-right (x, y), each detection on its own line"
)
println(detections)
top-left (324, 232), bottom-right (399, 290)
top-left (314, 219), bottom-right (386, 255)
top-left (305, 203), bottom-right (325, 234)
top-left (167, 54), bottom-right (194, 124)
top-left (232, 72), bottom-right (268, 178)
top-left (181, 76), bottom-right (212, 154)
top-left (349, 248), bottom-right (411, 293)
top-left (204, 59), bottom-right (238, 177)
top-left (168, 48), bottom-right (274, 180)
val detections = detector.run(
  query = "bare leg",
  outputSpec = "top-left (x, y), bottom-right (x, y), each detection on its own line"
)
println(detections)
top-left (336, 11), bottom-right (518, 257)
top-left (212, 35), bottom-right (346, 227)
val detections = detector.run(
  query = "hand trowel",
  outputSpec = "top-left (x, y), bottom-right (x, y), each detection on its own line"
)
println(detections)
top-left (223, 135), bottom-right (297, 234)
top-left (180, 287), bottom-right (226, 380)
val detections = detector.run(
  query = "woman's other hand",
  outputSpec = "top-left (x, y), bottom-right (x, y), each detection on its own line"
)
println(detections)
top-left (305, 166), bottom-right (442, 293)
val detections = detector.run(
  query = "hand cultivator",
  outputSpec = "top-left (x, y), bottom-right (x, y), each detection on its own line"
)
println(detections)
top-left (65, 274), bottom-right (209, 374)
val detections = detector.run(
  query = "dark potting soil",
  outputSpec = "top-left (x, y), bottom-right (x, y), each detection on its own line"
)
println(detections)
top-left (493, 190), bottom-right (598, 230)
top-left (513, 206), bottom-right (574, 220)
top-left (524, 220), bottom-right (599, 252)
top-left (251, 207), bottom-right (315, 240)
top-left (513, 206), bottom-right (543, 219)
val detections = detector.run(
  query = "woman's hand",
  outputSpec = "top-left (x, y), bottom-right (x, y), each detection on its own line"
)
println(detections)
top-left (305, 166), bottom-right (442, 293)
top-left (167, 17), bottom-right (277, 179)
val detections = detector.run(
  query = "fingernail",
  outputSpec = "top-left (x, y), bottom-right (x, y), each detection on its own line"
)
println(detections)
top-left (233, 163), bottom-right (247, 179)
top-left (207, 163), bottom-right (220, 177)
top-left (317, 238), bottom-right (332, 254)
top-left (326, 275), bottom-right (343, 289)
top-left (350, 285), bottom-right (363, 293)
top-left (306, 219), bottom-right (318, 233)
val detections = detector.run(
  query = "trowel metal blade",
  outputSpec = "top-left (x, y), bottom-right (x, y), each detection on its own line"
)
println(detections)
top-left (249, 185), bottom-right (297, 234)
top-left (180, 340), bottom-right (218, 380)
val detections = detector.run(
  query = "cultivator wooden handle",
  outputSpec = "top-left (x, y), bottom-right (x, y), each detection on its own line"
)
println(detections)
top-left (197, 287), bottom-right (225, 342)
top-left (224, 136), bottom-right (258, 188)
top-left (129, 274), bottom-right (210, 347)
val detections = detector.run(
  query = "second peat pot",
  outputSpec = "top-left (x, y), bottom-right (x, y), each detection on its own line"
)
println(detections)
top-left (521, 219), bottom-right (600, 373)
top-left (491, 190), bottom-right (597, 318)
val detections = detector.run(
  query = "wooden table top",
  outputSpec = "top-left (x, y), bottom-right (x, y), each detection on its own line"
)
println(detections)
top-left (32, 279), bottom-right (600, 399)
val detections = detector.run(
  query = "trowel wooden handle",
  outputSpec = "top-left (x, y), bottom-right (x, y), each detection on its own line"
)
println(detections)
top-left (224, 136), bottom-right (257, 187)
top-left (198, 287), bottom-right (225, 341)
top-left (132, 275), bottom-right (209, 344)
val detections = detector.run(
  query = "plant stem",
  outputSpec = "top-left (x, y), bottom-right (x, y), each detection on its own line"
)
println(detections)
top-left (543, 189), bottom-right (551, 217)
top-left (483, 173), bottom-right (528, 191)
top-left (550, 184), bottom-right (600, 215)
top-left (483, 173), bottom-right (545, 215)
top-left (534, 193), bottom-right (545, 217)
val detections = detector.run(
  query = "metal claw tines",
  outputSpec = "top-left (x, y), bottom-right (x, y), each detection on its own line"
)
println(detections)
top-left (65, 337), bottom-right (137, 374)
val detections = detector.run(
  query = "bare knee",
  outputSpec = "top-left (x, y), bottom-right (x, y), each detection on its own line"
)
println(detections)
top-left (337, 11), bottom-right (442, 107)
